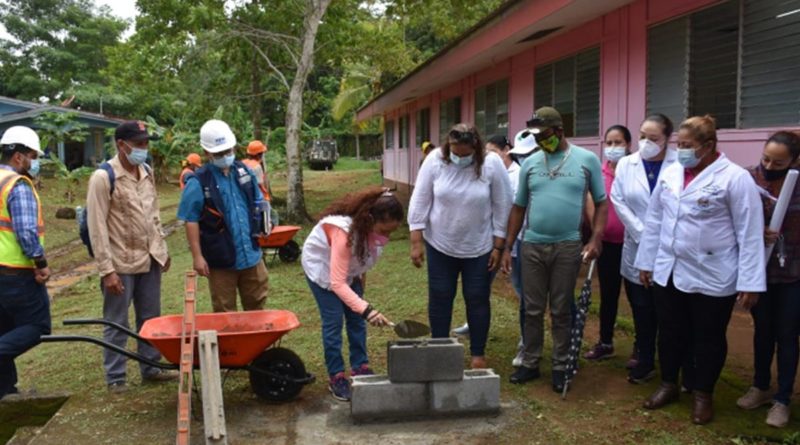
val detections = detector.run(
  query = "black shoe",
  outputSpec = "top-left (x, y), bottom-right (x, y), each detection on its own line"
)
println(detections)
top-left (552, 370), bottom-right (566, 393)
top-left (509, 366), bottom-right (540, 384)
top-left (627, 364), bottom-right (656, 384)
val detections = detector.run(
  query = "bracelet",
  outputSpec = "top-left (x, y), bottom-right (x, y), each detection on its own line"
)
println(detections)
top-left (34, 258), bottom-right (47, 269)
top-left (361, 304), bottom-right (374, 320)
top-left (492, 246), bottom-right (504, 251)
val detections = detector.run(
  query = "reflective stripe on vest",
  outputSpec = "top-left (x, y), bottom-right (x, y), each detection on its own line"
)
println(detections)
top-left (0, 168), bottom-right (44, 269)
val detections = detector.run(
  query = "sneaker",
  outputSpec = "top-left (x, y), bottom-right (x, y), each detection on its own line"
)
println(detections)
top-left (627, 364), bottom-right (656, 384)
top-left (108, 382), bottom-right (128, 394)
top-left (552, 370), bottom-right (566, 393)
top-left (766, 402), bottom-right (790, 428)
top-left (584, 343), bottom-right (614, 360)
top-left (452, 323), bottom-right (470, 336)
top-left (350, 364), bottom-right (374, 377)
top-left (625, 351), bottom-right (639, 370)
top-left (736, 386), bottom-right (774, 410)
top-left (511, 351), bottom-right (524, 367)
top-left (328, 372), bottom-right (351, 402)
top-left (509, 366), bottom-right (540, 384)
top-left (143, 369), bottom-right (179, 383)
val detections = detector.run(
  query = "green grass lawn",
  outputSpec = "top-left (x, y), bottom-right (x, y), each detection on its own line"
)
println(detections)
top-left (5, 158), bottom-right (799, 444)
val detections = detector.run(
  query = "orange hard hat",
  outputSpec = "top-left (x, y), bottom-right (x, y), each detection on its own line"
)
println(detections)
top-left (186, 153), bottom-right (202, 166)
top-left (247, 140), bottom-right (267, 155)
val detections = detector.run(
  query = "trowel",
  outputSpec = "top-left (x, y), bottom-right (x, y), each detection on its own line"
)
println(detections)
top-left (388, 320), bottom-right (430, 338)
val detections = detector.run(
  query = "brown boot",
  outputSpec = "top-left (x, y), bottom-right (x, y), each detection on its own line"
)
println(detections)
top-left (643, 382), bottom-right (679, 409)
top-left (692, 391), bottom-right (714, 425)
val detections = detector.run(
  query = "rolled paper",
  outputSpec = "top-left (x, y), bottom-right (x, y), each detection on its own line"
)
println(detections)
top-left (766, 169), bottom-right (799, 260)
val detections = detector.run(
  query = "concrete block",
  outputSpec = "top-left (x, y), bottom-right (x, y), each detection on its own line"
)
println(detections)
top-left (429, 369), bottom-right (501, 415)
top-left (350, 375), bottom-right (429, 421)
top-left (387, 338), bottom-right (464, 383)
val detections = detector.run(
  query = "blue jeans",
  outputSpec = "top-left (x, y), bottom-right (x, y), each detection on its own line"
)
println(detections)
top-left (751, 280), bottom-right (800, 405)
top-left (426, 242), bottom-right (493, 357)
top-left (0, 272), bottom-right (51, 397)
top-left (307, 277), bottom-right (368, 377)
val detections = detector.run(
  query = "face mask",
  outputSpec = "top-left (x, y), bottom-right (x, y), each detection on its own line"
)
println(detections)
top-left (638, 139), bottom-right (662, 160)
top-left (760, 164), bottom-right (790, 181)
top-left (449, 152), bottom-right (474, 168)
top-left (27, 158), bottom-right (40, 177)
top-left (370, 232), bottom-right (389, 247)
top-left (538, 134), bottom-right (560, 153)
top-left (125, 143), bottom-right (148, 166)
top-left (604, 146), bottom-right (626, 163)
top-left (212, 153), bottom-right (235, 169)
top-left (677, 147), bottom-right (708, 169)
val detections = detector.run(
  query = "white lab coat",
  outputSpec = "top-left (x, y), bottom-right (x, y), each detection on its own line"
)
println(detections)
top-left (634, 153), bottom-right (766, 296)
top-left (610, 149), bottom-right (678, 284)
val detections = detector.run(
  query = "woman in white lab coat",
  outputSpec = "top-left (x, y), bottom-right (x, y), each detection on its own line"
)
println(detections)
top-left (634, 115), bottom-right (766, 425)
top-left (609, 115), bottom-right (677, 384)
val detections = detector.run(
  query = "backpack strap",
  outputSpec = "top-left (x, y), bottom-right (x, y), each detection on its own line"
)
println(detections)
top-left (99, 162), bottom-right (116, 196)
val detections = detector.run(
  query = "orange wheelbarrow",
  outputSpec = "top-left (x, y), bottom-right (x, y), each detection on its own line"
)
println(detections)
top-left (258, 225), bottom-right (302, 263)
top-left (40, 310), bottom-right (314, 402)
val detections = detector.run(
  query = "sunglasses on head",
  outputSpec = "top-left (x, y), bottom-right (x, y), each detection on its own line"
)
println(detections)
top-left (449, 130), bottom-right (475, 144)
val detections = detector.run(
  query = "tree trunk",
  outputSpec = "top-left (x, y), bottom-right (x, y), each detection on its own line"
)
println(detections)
top-left (284, 0), bottom-right (332, 223)
top-left (251, 50), bottom-right (263, 141)
top-left (355, 131), bottom-right (361, 160)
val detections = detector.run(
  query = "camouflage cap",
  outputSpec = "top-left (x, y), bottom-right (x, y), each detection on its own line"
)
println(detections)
top-left (526, 107), bottom-right (563, 133)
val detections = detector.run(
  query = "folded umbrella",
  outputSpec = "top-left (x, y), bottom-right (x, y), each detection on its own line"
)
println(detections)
top-left (562, 259), bottom-right (596, 399)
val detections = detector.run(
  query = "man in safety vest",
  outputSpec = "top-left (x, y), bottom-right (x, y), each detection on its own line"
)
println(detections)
top-left (178, 120), bottom-right (269, 313)
top-left (0, 125), bottom-right (51, 399)
top-left (243, 140), bottom-right (270, 201)
top-left (179, 153), bottom-right (202, 190)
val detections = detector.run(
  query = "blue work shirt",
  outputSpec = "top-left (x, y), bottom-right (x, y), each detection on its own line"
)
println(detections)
top-left (177, 164), bottom-right (263, 270)
top-left (1, 164), bottom-right (44, 258)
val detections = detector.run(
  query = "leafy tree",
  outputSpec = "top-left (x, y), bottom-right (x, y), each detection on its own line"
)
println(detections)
top-left (34, 111), bottom-right (89, 153)
top-left (0, 0), bottom-right (127, 104)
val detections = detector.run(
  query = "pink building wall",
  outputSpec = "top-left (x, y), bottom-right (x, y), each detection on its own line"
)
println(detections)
top-left (380, 0), bottom-right (800, 187)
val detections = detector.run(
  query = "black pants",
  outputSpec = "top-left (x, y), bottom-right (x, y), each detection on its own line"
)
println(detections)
top-left (597, 242), bottom-right (623, 345)
top-left (624, 279), bottom-right (658, 367)
top-left (653, 278), bottom-right (735, 393)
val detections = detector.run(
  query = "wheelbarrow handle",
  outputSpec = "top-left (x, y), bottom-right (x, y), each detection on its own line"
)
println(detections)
top-left (40, 334), bottom-right (178, 370)
top-left (62, 319), bottom-right (148, 344)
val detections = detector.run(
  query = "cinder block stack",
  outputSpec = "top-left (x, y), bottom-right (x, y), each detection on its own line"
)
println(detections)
top-left (350, 338), bottom-right (501, 422)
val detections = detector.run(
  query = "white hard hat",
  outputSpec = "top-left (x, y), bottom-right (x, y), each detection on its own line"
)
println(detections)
top-left (199, 119), bottom-right (237, 153)
top-left (509, 129), bottom-right (538, 156)
top-left (1, 126), bottom-right (43, 155)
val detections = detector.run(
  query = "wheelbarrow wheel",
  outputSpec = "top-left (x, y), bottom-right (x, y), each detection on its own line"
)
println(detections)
top-left (249, 347), bottom-right (307, 402)
top-left (278, 240), bottom-right (300, 262)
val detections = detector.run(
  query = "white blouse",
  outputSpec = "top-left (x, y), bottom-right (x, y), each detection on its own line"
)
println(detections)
top-left (408, 149), bottom-right (513, 258)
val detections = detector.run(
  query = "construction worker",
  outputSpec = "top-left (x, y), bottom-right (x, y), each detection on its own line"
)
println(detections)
top-left (178, 120), bottom-right (269, 312)
top-left (243, 140), bottom-right (270, 201)
top-left (0, 126), bottom-right (51, 399)
top-left (179, 153), bottom-right (202, 190)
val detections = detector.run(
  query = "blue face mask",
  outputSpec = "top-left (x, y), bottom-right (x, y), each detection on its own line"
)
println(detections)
top-left (125, 143), bottom-right (149, 166)
top-left (27, 158), bottom-right (40, 177)
top-left (212, 154), bottom-right (235, 169)
top-left (449, 152), bottom-right (474, 168)
top-left (677, 147), bottom-right (706, 169)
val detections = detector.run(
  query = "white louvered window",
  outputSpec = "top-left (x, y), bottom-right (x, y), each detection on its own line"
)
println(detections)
top-left (415, 108), bottom-right (431, 146)
top-left (474, 79), bottom-right (509, 140)
top-left (533, 47), bottom-right (600, 137)
top-left (647, 0), bottom-right (800, 129)
top-left (439, 97), bottom-right (462, 143)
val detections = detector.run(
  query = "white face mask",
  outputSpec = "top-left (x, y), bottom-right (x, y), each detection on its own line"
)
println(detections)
top-left (638, 139), bottom-right (662, 160)
top-left (604, 146), bottom-right (627, 163)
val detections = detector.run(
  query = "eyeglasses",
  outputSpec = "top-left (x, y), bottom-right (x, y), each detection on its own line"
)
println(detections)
top-left (210, 149), bottom-right (233, 159)
top-left (449, 130), bottom-right (475, 144)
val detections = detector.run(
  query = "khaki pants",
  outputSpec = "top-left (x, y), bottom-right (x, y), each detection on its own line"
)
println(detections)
top-left (208, 262), bottom-right (268, 312)
top-left (520, 240), bottom-right (582, 371)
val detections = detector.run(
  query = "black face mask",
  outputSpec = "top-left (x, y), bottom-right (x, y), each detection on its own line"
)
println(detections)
top-left (761, 164), bottom-right (790, 181)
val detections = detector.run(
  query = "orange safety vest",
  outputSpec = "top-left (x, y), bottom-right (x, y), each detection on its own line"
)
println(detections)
top-left (241, 158), bottom-right (270, 201)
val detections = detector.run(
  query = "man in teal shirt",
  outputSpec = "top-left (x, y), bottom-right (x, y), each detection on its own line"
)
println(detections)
top-left (178, 119), bottom-right (269, 312)
top-left (501, 107), bottom-right (608, 392)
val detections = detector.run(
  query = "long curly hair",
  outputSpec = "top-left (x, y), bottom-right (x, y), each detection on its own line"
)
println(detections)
top-left (319, 186), bottom-right (404, 264)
